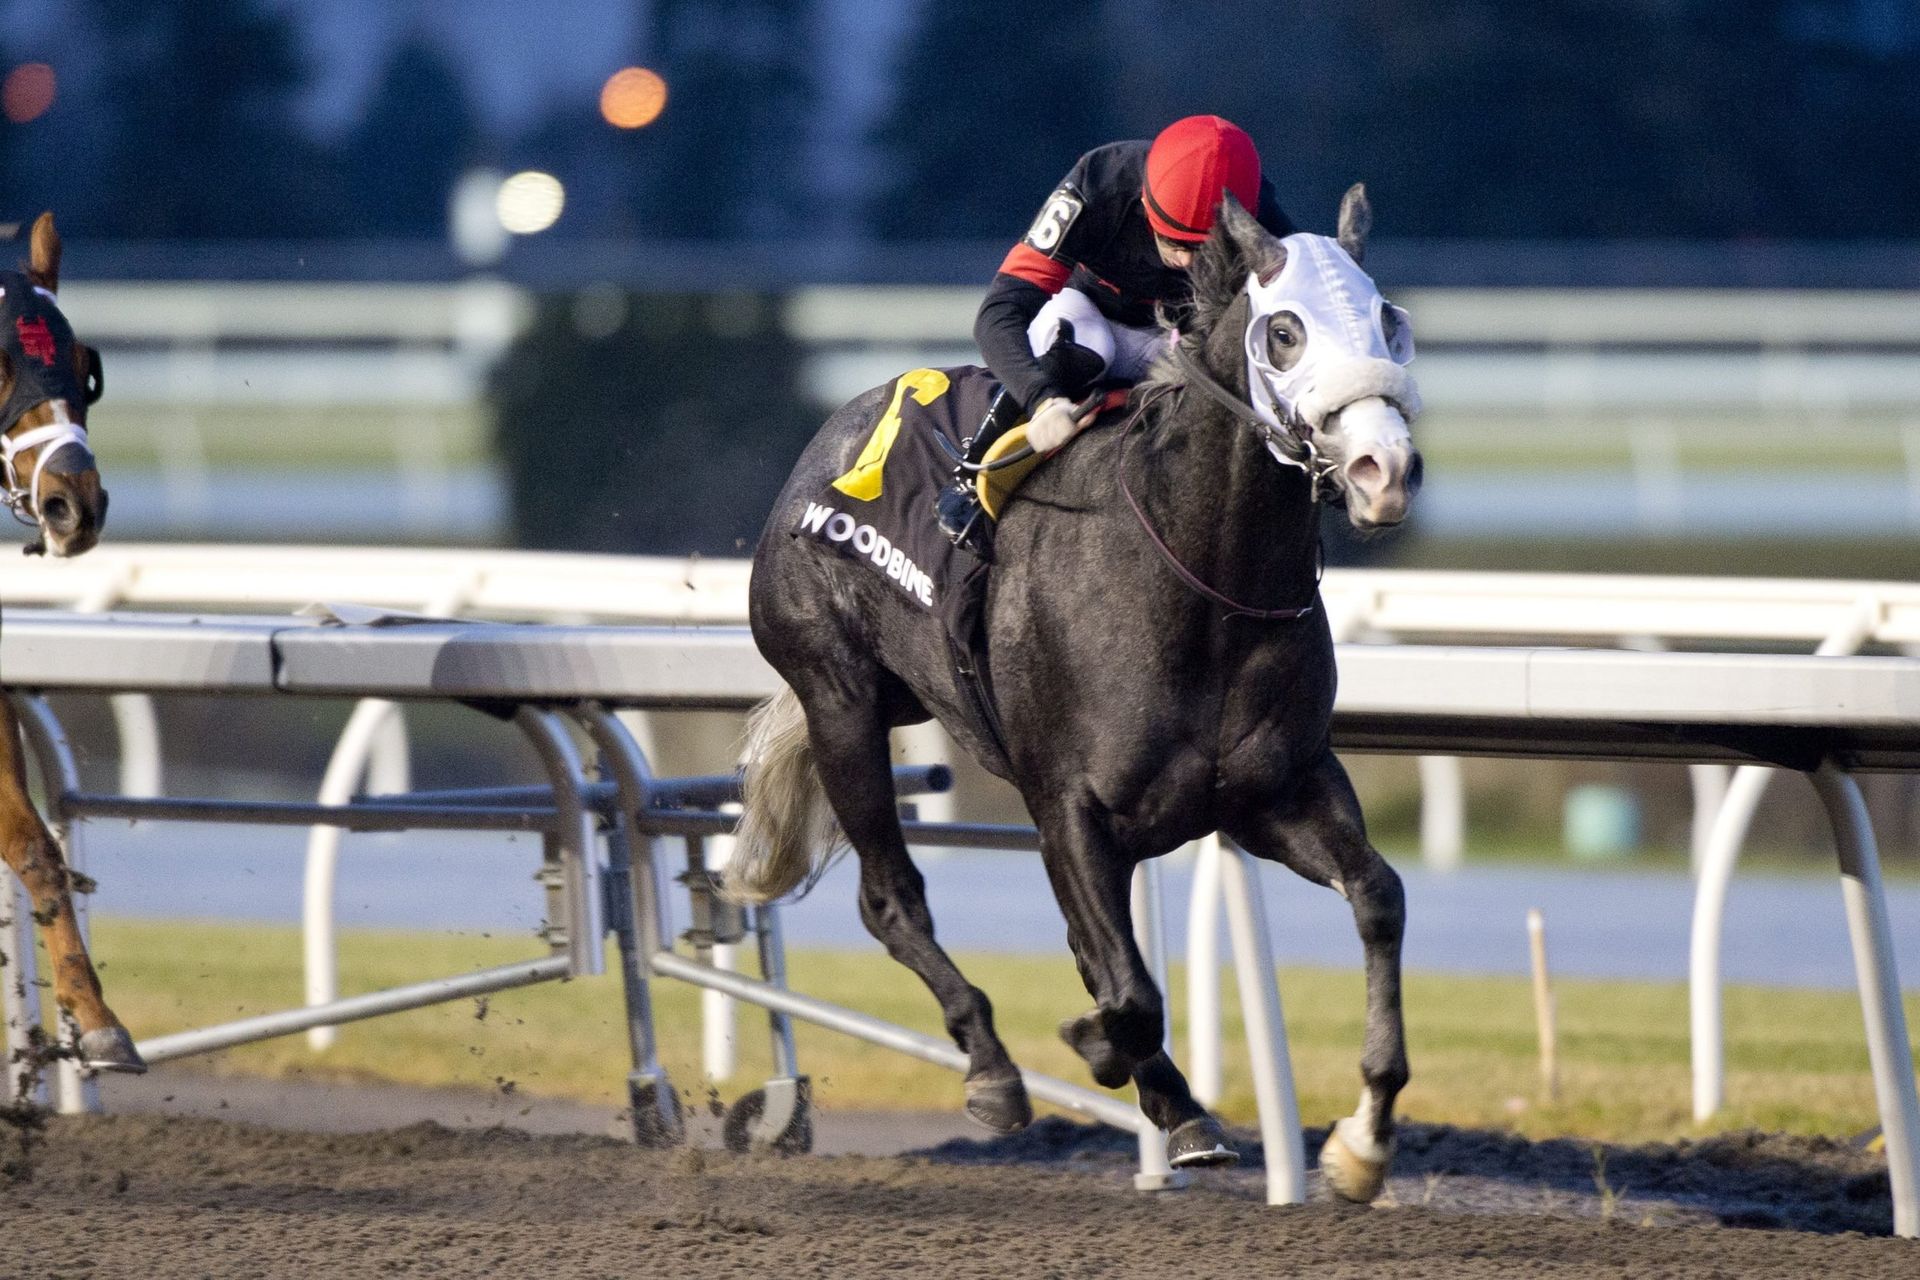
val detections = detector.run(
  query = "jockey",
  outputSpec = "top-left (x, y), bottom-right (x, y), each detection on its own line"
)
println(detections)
top-left (937, 115), bottom-right (1296, 541)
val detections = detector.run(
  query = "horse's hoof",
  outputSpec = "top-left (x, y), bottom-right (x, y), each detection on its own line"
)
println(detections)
top-left (78, 1027), bottom-right (147, 1074)
top-left (1059, 1013), bottom-right (1131, 1089)
top-left (963, 1072), bottom-right (1032, 1134)
top-left (1167, 1116), bottom-right (1239, 1168)
top-left (1319, 1116), bottom-right (1391, 1203)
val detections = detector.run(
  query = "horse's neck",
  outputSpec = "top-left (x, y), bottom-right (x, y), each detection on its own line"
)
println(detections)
top-left (1131, 391), bottom-right (1321, 611)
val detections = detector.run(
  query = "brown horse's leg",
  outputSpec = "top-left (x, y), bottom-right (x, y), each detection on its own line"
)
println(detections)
top-left (0, 697), bottom-right (144, 1072)
top-left (1227, 749), bottom-right (1406, 1203)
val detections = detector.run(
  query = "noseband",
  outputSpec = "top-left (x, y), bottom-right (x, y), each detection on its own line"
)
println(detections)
top-left (0, 418), bottom-right (89, 527)
top-left (0, 272), bottom-right (97, 526)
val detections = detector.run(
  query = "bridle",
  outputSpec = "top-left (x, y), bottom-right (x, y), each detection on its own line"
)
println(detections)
top-left (0, 414), bottom-right (90, 528)
top-left (1114, 354), bottom-right (1325, 623)
top-left (1174, 343), bottom-right (1343, 500)
top-left (0, 272), bottom-right (102, 531)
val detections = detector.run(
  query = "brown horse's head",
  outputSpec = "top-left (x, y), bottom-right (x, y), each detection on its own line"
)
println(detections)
top-left (1, 213), bottom-right (107, 557)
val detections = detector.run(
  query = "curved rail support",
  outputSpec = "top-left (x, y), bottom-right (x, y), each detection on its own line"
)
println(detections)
top-left (1129, 859), bottom-right (1184, 1191)
top-left (1686, 764), bottom-right (1730, 877)
top-left (13, 694), bottom-right (98, 1115)
top-left (73, 574), bottom-right (162, 801)
top-left (703, 804), bottom-right (740, 1084)
top-left (302, 698), bottom-right (403, 1051)
top-left (514, 707), bottom-right (603, 978)
top-left (1185, 836), bottom-right (1224, 1108)
top-left (574, 703), bottom-right (683, 1147)
top-left (300, 582), bottom-right (468, 1052)
top-left (1417, 755), bottom-right (1465, 872)
top-left (108, 694), bottom-right (163, 799)
top-left (1689, 597), bottom-right (1880, 1120)
top-left (1687, 763), bottom-right (1773, 1121)
top-left (1218, 840), bottom-right (1307, 1206)
top-left (1811, 762), bottom-right (1919, 1238)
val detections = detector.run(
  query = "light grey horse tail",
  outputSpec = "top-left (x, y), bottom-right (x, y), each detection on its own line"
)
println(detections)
top-left (723, 685), bottom-right (845, 904)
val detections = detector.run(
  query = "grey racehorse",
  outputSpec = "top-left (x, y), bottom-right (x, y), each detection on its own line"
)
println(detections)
top-left (733, 187), bottom-right (1421, 1200)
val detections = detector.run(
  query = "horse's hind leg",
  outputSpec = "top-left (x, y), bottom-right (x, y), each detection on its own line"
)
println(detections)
top-left (801, 690), bottom-right (1030, 1132)
top-left (1226, 749), bottom-right (1406, 1203)
top-left (1037, 805), bottom-right (1236, 1166)
top-left (0, 697), bottom-right (144, 1074)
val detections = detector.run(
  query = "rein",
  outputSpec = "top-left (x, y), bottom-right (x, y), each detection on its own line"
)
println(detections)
top-left (1174, 346), bottom-right (1340, 498)
top-left (1115, 375), bottom-right (1321, 622)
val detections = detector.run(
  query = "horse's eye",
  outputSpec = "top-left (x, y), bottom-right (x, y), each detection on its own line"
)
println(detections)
top-left (1271, 325), bottom-right (1295, 347)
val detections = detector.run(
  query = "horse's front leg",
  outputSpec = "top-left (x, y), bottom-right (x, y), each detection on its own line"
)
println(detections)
top-left (1036, 803), bottom-right (1237, 1166)
top-left (0, 696), bottom-right (144, 1074)
top-left (1226, 749), bottom-right (1406, 1203)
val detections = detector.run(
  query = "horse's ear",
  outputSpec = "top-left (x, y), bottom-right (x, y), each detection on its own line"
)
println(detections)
top-left (1337, 183), bottom-right (1372, 264)
top-left (28, 212), bottom-right (60, 293)
top-left (1215, 194), bottom-right (1284, 281)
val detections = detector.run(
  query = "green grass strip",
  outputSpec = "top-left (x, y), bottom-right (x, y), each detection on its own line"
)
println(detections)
top-left (82, 917), bottom-right (1915, 1143)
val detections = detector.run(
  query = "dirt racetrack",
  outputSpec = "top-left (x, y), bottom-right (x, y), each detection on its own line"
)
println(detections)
top-left (3, 1107), bottom-right (1913, 1278)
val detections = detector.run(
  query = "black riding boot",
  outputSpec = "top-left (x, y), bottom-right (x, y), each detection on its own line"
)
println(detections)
top-left (935, 387), bottom-right (1025, 552)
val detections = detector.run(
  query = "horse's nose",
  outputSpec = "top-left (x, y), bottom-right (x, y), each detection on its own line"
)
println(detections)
top-left (1337, 400), bottom-right (1416, 528)
top-left (41, 493), bottom-right (78, 536)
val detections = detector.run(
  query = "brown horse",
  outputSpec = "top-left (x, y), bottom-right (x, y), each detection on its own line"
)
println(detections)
top-left (0, 213), bottom-right (143, 1079)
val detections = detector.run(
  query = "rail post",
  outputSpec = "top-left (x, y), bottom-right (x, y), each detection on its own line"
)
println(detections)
top-left (574, 703), bottom-right (682, 1147)
top-left (1218, 840), bottom-right (1306, 1206)
top-left (1688, 598), bottom-right (1878, 1120)
top-left (1185, 835), bottom-right (1224, 1108)
top-left (513, 708), bottom-right (603, 977)
top-left (1811, 761), bottom-right (1919, 1239)
top-left (1130, 859), bottom-right (1185, 1191)
top-left (302, 697), bottom-right (404, 1050)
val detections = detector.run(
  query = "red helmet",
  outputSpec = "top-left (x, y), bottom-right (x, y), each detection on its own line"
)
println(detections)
top-left (1142, 115), bottom-right (1261, 243)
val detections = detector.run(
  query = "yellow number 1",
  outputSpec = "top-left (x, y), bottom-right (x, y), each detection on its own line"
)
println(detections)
top-left (831, 368), bottom-right (951, 501)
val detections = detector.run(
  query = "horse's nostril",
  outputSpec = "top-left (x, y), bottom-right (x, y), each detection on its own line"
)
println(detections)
top-left (1407, 454), bottom-right (1425, 495)
top-left (1345, 455), bottom-right (1383, 492)
top-left (42, 495), bottom-right (73, 529)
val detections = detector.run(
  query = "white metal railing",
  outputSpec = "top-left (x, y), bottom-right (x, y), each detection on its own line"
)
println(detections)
top-left (0, 611), bottom-right (1913, 1231)
top-left (4, 547), bottom-right (1917, 1118)
top-left (0, 612), bottom-right (1308, 1205)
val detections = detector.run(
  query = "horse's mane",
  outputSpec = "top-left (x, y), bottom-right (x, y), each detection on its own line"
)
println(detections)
top-left (1138, 196), bottom-right (1278, 401)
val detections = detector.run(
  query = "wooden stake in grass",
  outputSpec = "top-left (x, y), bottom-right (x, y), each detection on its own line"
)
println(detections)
top-left (1527, 908), bottom-right (1559, 1102)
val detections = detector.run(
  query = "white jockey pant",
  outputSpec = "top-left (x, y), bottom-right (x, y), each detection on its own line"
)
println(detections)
top-left (1026, 288), bottom-right (1167, 383)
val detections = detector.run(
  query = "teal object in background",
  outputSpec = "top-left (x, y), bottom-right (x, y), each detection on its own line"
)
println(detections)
top-left (1564, 784), bottom-right (1642, 860)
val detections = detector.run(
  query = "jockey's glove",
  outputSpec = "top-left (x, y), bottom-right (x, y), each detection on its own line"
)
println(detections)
top-left (1025, 396), bottom-right (1097, 454)
top-left (1035, 329), bottom-right (1108, 402)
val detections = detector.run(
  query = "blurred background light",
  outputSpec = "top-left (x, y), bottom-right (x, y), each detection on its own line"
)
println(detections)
top-left (448, 167), bottom-right (509, 267)
top-left (2, 62), bottom-right (56, 124)
top-left (495, 170), bottom-right (565, 235)
top-left (599, 66), bottom-right (667, 129)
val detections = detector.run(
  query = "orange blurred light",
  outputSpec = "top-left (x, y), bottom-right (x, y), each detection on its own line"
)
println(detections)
top-left (600, 67), bottom-right (667, 129)
top-left (3, 63), bottom-right (56, 124)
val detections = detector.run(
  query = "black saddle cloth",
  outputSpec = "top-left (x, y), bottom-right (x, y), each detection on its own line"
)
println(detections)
top-left (790, 366), bottom-right (1006, 764)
